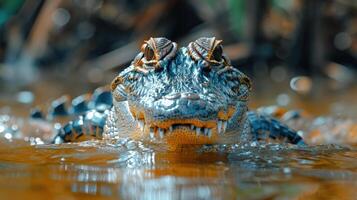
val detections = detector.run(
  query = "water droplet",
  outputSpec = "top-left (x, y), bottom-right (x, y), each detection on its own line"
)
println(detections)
top-left (283, 167), bottom-right (291, 174)
top-left (334, 32), bottom-right (351, 51)
top-left (35, 137), bottom-right (44, 145)
top-left (52, 8), bottom-right (71, 28)
top-left (54, 123), bottom-right (62, 130)
top-left (4, 133), bottom-right (12, 140)
top-left (276, 93), bottom-right (290, 106)
top-left (290, 76), bottom-right (312, 94)
top-left (325, 62), bottom-right (354, 83)
top-left (16, 91), bottom-right (34, 104)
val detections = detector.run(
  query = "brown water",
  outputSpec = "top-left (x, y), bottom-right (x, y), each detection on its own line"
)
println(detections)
top-left (0, 136), bottom-right (357, 200)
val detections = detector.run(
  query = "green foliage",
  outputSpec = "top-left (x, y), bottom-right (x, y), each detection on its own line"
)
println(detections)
top-left (0, 0), bottom-right (24, 26)
top-left (228, 0), bottom-right (246, 36)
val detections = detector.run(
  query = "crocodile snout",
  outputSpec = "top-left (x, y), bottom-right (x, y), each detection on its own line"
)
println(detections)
top-left (156, 92), bottom-right (206, 113)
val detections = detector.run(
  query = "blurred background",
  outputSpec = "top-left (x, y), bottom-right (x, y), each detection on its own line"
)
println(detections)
top-left (0, 0), bottom-right (356, 117)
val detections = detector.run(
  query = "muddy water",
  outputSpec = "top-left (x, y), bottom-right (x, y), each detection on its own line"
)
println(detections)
top-left (1, 78), bottom-right (357, 199)
top-left (0, 137), bottom-right (357, 200)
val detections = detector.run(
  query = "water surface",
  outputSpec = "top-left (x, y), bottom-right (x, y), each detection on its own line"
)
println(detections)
top-left (0, 137), bottom-right (357, 200)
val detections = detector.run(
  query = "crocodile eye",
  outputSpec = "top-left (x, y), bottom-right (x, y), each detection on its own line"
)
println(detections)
top-left (188, 37), bottom-right (227, 67)
top-left (144, 45), bottom-right (155, 61)
top-left (134, 38), bottom-right (178, 73)
top-left (211, 45), bottom-right (223, 61)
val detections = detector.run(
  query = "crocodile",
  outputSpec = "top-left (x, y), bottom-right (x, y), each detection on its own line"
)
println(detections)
top-left (32, 37), bottom-right (304, 148)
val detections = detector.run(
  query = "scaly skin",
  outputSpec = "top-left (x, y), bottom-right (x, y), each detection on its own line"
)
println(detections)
top-left (46, 37), bottom-right (304, 148)
top-left (100, 37), bottom-right (304, 148)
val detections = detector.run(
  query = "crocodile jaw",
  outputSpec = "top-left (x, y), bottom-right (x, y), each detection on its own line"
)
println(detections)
top-left (128, 103), bottom-right (238, 145)
top-left (106, 94), bottom-right (249, 148)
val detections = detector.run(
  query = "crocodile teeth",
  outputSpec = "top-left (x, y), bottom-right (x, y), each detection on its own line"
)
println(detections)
top-left (169, 126), bottom-right (173, 132)
top-left (204, 128), bottom-right (209, 136)
top-left (138, 120), bottom-right (144, 131)
top-left (196, 127), bottom-right (201, 136)
top-left (207, 129), bottom-right (212, 137)
top-left (158, 128), bottom-right (164, 138)
top-left (222, 121), bottom-right (227, 133)
top-left (149, 128), bottom-right (155, 138)
top-left (217, 120), bottom-right (223, 134)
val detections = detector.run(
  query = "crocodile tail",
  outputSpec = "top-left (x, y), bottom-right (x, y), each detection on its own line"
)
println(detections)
top-left (246, 111), bottom-right (305, 145)
top-left (30, 87), bottom-right (113, 144)
top-left (52, 109), bottom-right (109, 144)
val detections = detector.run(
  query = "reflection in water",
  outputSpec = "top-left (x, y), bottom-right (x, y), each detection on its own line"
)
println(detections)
top-left (1, 138), bottom-right (357, 199)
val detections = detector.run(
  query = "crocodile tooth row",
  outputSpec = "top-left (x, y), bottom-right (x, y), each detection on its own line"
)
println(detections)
top-left (135, 121), bottom-right (214, 138)
top-left (134, 119), bottom-right (228, 139)
top-left (188, 126), bottom-right (213, 137)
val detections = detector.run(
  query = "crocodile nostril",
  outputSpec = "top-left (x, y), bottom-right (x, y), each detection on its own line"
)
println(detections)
top-left (164, 93), bottom-right (181, 100)
top-left (163, 93), bottom-right (200, 100)
top-left (181, 93), bottom-right (200, 100)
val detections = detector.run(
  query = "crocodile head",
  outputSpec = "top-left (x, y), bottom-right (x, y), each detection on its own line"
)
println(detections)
top-left (109, 37), bottom-right (251, 146)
